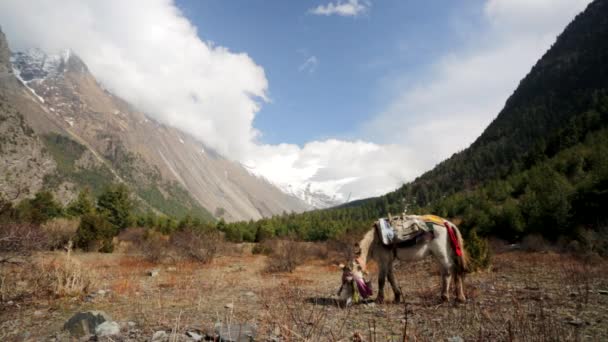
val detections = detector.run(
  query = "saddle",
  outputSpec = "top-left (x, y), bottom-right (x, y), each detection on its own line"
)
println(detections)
top-left (375, 214), bottom-right (443, 247)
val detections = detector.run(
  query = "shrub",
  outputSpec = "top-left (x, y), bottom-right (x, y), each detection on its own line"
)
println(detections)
top-left (521, 234), bottom-right (552, 252)
top-left (252, 241), bottom-right (274, 255)
top-left (140, 230), bottom-right (170, 263)
top-left (0, 223), bottom-right (48, 256)
top-left (465, 229), bottom-right (492, 271)
top-left (16, 191), bottom-right (63, 224)
top-left (170, 228), bottom-right (221, 263)
top-left (75, 213), bottom-right (115, 252)
top-left (265, 239), bottom-right (304, 273)
top-left (42, 218), bottom-right (79, 250)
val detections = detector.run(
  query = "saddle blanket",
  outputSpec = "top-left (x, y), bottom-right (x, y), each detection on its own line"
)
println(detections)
top-left (377, 214), bottom-right (445, 245)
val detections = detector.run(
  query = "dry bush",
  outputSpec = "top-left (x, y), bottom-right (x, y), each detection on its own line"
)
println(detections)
top-left (265, 239), bottom-right (305, 273)
top-left (521, 234), bottom-right (552, 252)
top-left (41, 218), bottom-right (79, 250)
top-left (252, 241), bottom-right (274, 255)
top-left (170, 228), bottom-right (221, 263)
top-left (0, 254), bottom-right (95, 302)
top-left (0, 223), bottom-right (48, 257)
top-left (141, 230), bottom-right (171, 263)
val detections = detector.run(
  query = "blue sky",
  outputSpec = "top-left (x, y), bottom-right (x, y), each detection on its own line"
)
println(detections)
top-left (0, 0), bottom-right (592, 202)
top-left (176, 0), bottom-right (480, 145)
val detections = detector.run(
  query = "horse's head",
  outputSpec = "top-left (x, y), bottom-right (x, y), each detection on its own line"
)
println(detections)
top-left (337, 258), bottom-right (371, 305)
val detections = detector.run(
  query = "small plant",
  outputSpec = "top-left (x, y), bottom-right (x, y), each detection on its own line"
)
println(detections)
top-left (466, 229), bottom-right (492, 271)
top-left (170, 228), bottom-right (221, 263)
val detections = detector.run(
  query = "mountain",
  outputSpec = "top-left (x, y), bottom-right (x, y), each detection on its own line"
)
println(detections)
top-left (0, 30), bottom-right (310, 221)
top-left (222, 0), bottom-right (608, 242)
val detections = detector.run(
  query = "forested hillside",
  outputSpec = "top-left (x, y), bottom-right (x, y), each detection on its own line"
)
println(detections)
top-left (222, 0), bottom-right (608, 244)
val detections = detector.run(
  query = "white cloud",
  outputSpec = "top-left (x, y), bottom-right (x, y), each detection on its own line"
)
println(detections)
top-left (309, 0), bottom-right (370, 17)
top-left (364, 0), bottom-right (591, 168)
top-left (0, 0), bottom-right (593, 204)
top-left (0, 0), bottom-right (267, 160)
top-left (298, 56), bottom-right (319, 73)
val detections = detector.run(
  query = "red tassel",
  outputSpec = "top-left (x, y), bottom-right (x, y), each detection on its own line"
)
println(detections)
top-left (444, 222), bottom-right (462, 256)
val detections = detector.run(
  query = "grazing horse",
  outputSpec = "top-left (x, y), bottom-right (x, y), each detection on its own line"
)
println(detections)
top-left (342, 216), bottom-right (469, 303)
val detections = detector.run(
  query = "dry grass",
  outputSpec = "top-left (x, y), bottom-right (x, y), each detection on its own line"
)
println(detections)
top-left (41, 217), bottom-right (79, 250)
top-left (1, 245), bottom-right (607, 341)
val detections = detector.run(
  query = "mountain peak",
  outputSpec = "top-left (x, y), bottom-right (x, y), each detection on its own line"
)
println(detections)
top-left (10, 48), bottom-right (87, 82)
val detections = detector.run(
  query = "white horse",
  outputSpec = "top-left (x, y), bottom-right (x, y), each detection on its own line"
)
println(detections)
top-left (340, 216), bottom-right (469, 303)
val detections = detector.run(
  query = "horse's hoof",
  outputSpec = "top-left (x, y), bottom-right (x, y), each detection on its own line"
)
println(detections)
top-left (394, 294), bottom-right (401, 304)
top-left (456, 296), bottom-right (466, 303)
top-left (375, 296), bottom-right (384, 304)
top-left (441, 295), bottom-right (449, 303)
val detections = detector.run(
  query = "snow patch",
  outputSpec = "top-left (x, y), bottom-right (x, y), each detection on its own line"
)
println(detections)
top-left (178, 138), bottom-right (184, 144)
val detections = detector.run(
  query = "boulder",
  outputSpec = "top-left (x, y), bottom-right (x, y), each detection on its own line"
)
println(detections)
top-left (63, 311), bottom-right (112, 338)
top-left (215, 323), bottom-right (256, 342)
top-left (152, 330), bottom-right (168, 342)
top-left (95, 321), bottom-right (120, 337)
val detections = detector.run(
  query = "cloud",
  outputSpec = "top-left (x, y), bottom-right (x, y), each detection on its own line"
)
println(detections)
top-left (298, 56), bottom-right (318, 73)
top-left (364, 0), bottom-right (591, 167)
top-left (309, 0), bottom-right (369, 17)
top-left (0, 0), bottom-right (267, 160)
top-left (0, 0), bottom-right (593, 204)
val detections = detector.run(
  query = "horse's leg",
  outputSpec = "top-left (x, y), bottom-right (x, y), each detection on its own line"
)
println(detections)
top-left (454, 272), bottom-right (466, 303)
top-left (376, 267), bottom-right (387, 304)
top-left (387, 265), bottom-right (402, 303)
top-left (440, 269), bottom-right (452, 302)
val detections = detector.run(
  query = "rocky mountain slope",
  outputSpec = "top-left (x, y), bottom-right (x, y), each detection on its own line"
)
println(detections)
top-left (0, 29), bottom-right (309, 221)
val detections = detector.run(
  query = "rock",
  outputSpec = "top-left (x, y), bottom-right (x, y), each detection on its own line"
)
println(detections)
top-left (127, 321), bottom-right (136, 327)
top-left (97, 289), bottom-right (107, 296)
top-left (167, 266), bottom-right (177, 272)
top-left (34, 310), bottom-right (45, 317)
top-left (186, 331), bottom-right (203, 341)
top-left (244, 291), bottom-right (256, 298)
top-left (225, 303), bottom-right (234, 310)
top-left (448, 337), bottom-right (464, 342)
top-left (152, 330), bottom-right (168, 342)
top-left (148, 269), bottom-right (160, 277)
top-left (598, 290), bottom-right (608, 295)
top-left (63, 311), bottom-right (112, 338)
top-left (7, 301), bottom-right (14, 305)
top-left (215, 323), bottom-right (256, 342)
top-left (566, 317), bottom-right (584, 327)
top-left (95, 321), bottom-right (120, 337)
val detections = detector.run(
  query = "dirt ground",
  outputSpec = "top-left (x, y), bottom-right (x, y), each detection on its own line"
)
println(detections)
top-left (1, 245), bottom-right (607, 341)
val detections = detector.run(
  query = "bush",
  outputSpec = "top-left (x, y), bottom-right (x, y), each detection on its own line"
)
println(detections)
top-left (252, 241), bottom-right (274, 255)
top-left (140, 230), bottom-right (170, 263)
top-left (97, 184), bottom-right (133, 230)
top-left (42, 218), bottom-right (79, 250)
top-left (265, 239), bottom-right (304, 273)
top-left (170, 228), bottom-right (221, 263)
top-left (466, 229), bottom-right (492, 271)
top-left (75, 213), bottom-right (116, 252)
top-left (16, 191), bottom-right (63, 224)
top-left (0, 223), bottom-right (48, 256)
top-left (521, 234), bottom-right (552, 252)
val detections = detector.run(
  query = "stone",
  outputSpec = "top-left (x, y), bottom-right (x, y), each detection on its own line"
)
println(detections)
top-left (598, 290), bottom-right (608, 295)
top-left (224, 303), bottom-right (234, 309)
top-left (448, 337), bottom-right (464, 342)
top-left (95, 321), bottom-right (120, 337)
top-left (167, 266), bottom-right (177, 272)
top-left (97, 289), bottom-right (107, 296)
top-left (215, 323), bottom-right (256, 342)
top-left (186, 331), bottom-right (203, 341)
top-left (566, 317), bottom-right (584, 327)
top-left (152, 330), bottom-right (168, 342)
top-left (148, 269), bottom-right (160, 277)
top-left (63, 311), bottom-right (112, 338)
top-left (34, 310), bottom-right (45, 317)
top-left (244, 291), bottom-right (256, 298)
top-left (127, 321), bottom-right (136, 327)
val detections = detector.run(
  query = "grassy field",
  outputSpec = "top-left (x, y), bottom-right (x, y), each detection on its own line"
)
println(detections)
top-left (1, 243), bottom-right (607, 341)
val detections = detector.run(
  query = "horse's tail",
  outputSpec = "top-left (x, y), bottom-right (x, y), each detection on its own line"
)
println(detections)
top-left (451, 224), bottom-right (470, 275)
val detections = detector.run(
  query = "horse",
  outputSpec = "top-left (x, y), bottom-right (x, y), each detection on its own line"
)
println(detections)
top-left (340, 215), bottom-right (469, 304)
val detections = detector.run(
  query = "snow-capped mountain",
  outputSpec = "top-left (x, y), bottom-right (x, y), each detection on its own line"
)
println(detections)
top-left (1, 34), bottom-right (310, 221)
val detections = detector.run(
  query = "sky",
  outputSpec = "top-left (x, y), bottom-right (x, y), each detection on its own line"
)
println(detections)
top-left (0, 0), bottom-right (592, 202)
